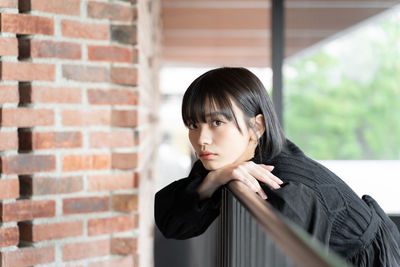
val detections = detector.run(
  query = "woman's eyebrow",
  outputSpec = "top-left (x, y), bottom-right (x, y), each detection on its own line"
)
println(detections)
top-left (205, 111), bottom-right (227, 118)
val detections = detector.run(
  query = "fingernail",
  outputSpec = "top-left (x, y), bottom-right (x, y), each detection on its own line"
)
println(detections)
top-left (274, 183), bottom-right (280, 189)
top-left (262, 193), bottom-right (268, 199)
top-left (265, 165), bottom-right (274, 170)
top-left (277, 179), bottom-right (283, 184)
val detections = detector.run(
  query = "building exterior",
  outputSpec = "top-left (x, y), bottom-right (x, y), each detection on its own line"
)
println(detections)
top-left (0, 0), bottom-right (161, 266)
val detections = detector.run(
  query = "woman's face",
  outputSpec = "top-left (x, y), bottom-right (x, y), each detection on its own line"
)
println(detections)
top-left (188, 100), bottom-right (256, 171)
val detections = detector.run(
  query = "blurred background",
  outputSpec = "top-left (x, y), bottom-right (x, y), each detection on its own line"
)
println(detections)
top-left (155, 1), bottom-right (400, 266)
top-left (157, 0), bottom-right (400, 214)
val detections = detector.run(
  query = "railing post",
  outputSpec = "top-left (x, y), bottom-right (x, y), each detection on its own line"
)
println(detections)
top-left (218, 183), bottom-right (350, 267)
top-left (272, 0), bottom-right (285, 128)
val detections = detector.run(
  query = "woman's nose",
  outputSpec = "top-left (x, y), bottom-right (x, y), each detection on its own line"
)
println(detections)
top-left (198, 127), bottom-right (212, 145)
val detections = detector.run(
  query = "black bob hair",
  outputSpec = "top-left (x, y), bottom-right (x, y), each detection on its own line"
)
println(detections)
top-left (181, 67), bottom-right (286, 160)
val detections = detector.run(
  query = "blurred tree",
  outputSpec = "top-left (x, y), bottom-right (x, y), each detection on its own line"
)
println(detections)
top-left (284, 18), bottom-right (400, 159)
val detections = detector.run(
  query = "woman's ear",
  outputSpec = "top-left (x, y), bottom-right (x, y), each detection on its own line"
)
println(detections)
top-left (250, 114), bottom-right (266, 140)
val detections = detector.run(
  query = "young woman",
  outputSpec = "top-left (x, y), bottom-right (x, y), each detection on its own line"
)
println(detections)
top-left (154, 67), bottom-right (400, 266)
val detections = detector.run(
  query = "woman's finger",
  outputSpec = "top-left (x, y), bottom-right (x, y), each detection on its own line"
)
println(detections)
top-left (230, 164), bottom-right (268, 199)
top-left (231, 168), bottom-right (260, 192)
top-left (245, 162), bottom-right (282, 189)
top-left (241, 170), bottom-right (268, 199)
top-left (257, 189), bottom-right (268, 199)
top-left (261, 165), bottom-right (274, 171)
top-left (242, 168), bottom-right (263, 191)
top-left (252, 168), bottom-right (281, 189)
top-left (259, 164), bottom-right (283, 185)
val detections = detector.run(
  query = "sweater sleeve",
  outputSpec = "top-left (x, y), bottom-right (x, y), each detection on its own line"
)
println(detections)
top-left (154, 160), bottom-right (223, 240)
top-left (263, 181), bottom-right (334, 245)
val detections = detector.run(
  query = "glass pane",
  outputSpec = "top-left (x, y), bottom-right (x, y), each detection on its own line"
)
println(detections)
top-left (283, 4), bottom-right (400, 213)
top-left (284, 5), bottom-right (400, 160)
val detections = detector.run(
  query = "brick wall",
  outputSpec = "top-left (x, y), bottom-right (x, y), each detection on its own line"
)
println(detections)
top-left (0, 0), bottom-right (161, 266)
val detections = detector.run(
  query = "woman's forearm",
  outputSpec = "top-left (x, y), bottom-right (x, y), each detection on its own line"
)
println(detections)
top-left (196, 171), bottom-right (223, 200)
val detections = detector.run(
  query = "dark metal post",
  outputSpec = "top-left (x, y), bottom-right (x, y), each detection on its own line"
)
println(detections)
top-left (271, 0), bottom-right (284, 127)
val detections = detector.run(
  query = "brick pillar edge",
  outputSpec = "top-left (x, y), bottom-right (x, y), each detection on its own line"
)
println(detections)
top-left (0, 0), bottom-right (161, 266)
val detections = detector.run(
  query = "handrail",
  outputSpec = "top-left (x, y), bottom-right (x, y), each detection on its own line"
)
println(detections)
top-left (225, 180), bottom-right (349, 267)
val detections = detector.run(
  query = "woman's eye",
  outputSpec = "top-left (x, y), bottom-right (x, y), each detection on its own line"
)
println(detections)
top-left (188, 123), bottom-right (197, 130)
top-left (212, 120), bottom-right (223, 127)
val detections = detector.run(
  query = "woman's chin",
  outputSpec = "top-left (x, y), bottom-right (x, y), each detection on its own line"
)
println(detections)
top-left (200, 160), bottom-right (223, 171)
top-left (201, 162), bottom-right (217, 171)
top-left (201, 159), bottom-right (236, 171)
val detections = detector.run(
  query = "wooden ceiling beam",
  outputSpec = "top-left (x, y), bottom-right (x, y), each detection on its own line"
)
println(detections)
top-left (161, 0), bottom-right (400, 66)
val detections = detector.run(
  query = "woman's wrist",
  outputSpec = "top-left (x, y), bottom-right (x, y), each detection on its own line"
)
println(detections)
top-left (196, 170), bottom-right (222, 200)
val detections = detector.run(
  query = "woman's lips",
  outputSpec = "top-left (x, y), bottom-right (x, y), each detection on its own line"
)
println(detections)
top-left (199, 153), bottom-right (217, 160)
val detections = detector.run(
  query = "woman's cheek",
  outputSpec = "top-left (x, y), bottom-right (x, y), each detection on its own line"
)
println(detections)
top-left (188, 131), bottom-right (197, 148)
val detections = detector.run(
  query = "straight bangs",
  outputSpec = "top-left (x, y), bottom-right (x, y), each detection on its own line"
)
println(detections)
top-left (182, 80), bottom-right (241, 132)
top-left (182, 67), bottom-right (286, 160)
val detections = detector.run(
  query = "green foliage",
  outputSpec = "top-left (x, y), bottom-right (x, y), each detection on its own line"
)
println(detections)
top-left (283, 18), bottom-right (400, 159)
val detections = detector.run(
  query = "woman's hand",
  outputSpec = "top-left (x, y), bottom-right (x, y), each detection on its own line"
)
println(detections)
top-left (197, 161), bottom-right (283, 200)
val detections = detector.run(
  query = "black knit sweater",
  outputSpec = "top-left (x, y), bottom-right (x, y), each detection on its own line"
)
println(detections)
top-left (155, 139), bottom-right (400, 266)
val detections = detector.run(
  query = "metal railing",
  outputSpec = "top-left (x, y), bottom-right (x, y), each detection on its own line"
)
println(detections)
top-left (217, 180), bottom-right (350, 267)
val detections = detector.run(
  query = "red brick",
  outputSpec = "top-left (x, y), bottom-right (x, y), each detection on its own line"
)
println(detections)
top-left (19, 39), bottom-right (81, 59)
top-left (112, 194), bottom-right (138, 212)
top-left (19, 0), bottom-right (80, 15)
top-left (0, 13), bottom-right (54, 35)
top-left (62, 109), bottom-right (111, 126)
top-left (0, 0), bottom-right (18, 8)
top-left (136, 127), bottom-right (151, 145)
top-left (19, 85), bottom-right (82, 103)
top-left (63, 239), bottom-right (110, 261)
top-left (1, 108), bottom-right (54, 127)
top-left (62, 64), bottom-right (109, 83)
top-left (88, 172), bottom-right (136, 191)
top-left (134, 172), bottom-right (140, 188)
top-left (87, 1), bottom-right (137, 22)
top-left (19, 176), bottom-right (83, 196)
top-left (0, 132), bottom-right (18, 150)
top-left (0, 179), bottom-right (19, 200)
top-left (0, 37), bottom-right (18, 56)
top-left (0, 84), bottom-right (19, 103)
top-left (19, 221), bottom-right (83, 242)
top-left (0, 227), bottom-right (19, 247)
top-left (111, 153), bottom-right (138, 170)
top-left (111, 24), bottom-right (137, 45)
top-left (89, 256), bottom-right (134, 267)
top-left (88, 45), bottom-right (137, 63)
top-left (61, 19), bottom-right (109, 40)
top-left (62, 154), bottom-right (111, 172)
top-left (0, 246), bottom-right (55, 266)
top-left (63, 196), bottom-right (109, 215)
top-left (111, 237), bottom-right (138, 255)
top-left (0, 62), bottom-right (55, 81)
top-left (88, 89), bottom-right (138, 105)
top-left (0, 200), bottom-right (55, 222)
top-left (111, 109), bottom-right (138, 127)
top-left (88, 214), bottom-right (136, 236)
top-left (19, 131), bottom-right (82, 150)
top-left (111, 67), bottom-right (138, 86)
top-left (0, 154), bottom-right (56, 175)
top-left (89, 130), bottom-right (135, 148)
top-left (0, 84), bottom-right (18, 103)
